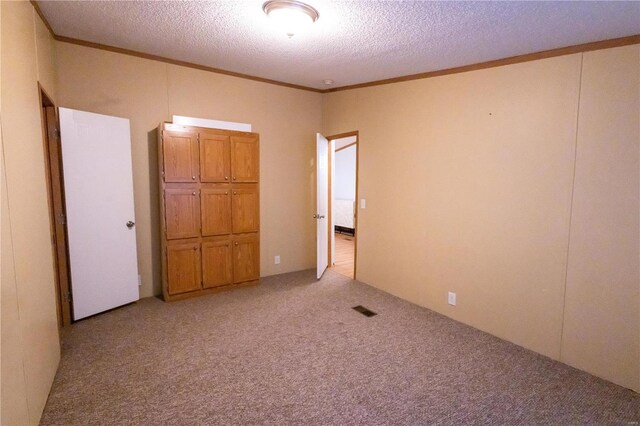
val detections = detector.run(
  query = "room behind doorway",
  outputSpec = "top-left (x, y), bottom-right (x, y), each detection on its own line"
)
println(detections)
top-left (329, 134), bottom-right (358, 279)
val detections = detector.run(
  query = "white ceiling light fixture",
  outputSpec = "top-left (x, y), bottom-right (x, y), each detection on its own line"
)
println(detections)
top-left (263, 0), bottom-right (319, 38)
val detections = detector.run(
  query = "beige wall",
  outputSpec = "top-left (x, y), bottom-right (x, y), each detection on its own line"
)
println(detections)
top-left (55, 42), bottom-right (321, 298)
top-left (323, 47), bottom-right (640, 391)
top-left (561, 45), bottom-right (639, 390)
top-left (1, 2), bottom-right (61, 425)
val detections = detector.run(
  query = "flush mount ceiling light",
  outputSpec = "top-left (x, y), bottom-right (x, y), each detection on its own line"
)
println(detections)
top-left (263, 0), bottom-right (319, 38)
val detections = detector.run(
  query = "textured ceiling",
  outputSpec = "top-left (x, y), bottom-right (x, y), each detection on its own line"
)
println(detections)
top-left (38, 0), bottom-right (640, 90)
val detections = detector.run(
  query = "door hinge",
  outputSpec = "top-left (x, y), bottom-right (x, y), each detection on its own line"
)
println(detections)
top-left (64, 291), bottom-right (72, 303)
top-left (50, 128), bottom-right (60, 140)
top-left (57, 213), bottom-right (66, 225)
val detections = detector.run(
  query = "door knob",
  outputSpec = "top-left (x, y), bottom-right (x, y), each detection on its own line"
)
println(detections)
top-left (126, 221), bottom-right (135, 229)
top-left (192, 176), bottom-right (196, 180)
top-left (318, 215), bottom-right (325, 219)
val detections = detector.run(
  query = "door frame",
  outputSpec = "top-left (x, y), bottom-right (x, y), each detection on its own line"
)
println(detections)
top-left (38, 83), bottom-right (73, 327)
top-left (325, 131), bottom-right (359, 279)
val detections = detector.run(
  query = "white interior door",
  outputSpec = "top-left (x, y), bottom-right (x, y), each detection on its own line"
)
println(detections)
top-left (59, 108), bottom-right (139, 320)
top-left (316, 133), bottom-right (329, 279)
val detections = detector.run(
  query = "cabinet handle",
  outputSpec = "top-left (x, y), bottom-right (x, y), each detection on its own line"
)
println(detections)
top-left (233, 192), bottom-right (237, 195)
top-left (225, 191), bottom-right (228, 195)
top-left (192, 176), bottom-right (196, 180)
top-left (234, 242), bottom-right (239, 246)
top-left (192, 191), bottom-right (196, 196)
top-left (233, 177), bottom-right (237, 180)
top-left (225, 176), bottom-right (229, 180)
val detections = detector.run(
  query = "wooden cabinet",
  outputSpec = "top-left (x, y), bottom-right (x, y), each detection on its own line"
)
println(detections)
top-left (165, 188), bottom-right (201, 240)
top-left (231, 136), bottom-right (259, 182)
top-left (202, 240), bottom-right (233, 288)
top-left (201, 187), bottom-right (232, 236)
top-left (232, 185), bottom-right (259, 233)
top-left (200, 133), bottom-right (231, 183)
top-left (167, 242), bottom-right (201, 295)
top-left (159, 123), bottom-right (260, 301)
top-left (233, 234), bottom-right (260, 283)
top-left (162, 131), bottom-right (199, 182)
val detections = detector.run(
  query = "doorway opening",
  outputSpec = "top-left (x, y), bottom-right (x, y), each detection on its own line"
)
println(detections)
top-left (39, 84), bottom-right (73, 327)
top-left (328, 132), bottom-right (358, 279)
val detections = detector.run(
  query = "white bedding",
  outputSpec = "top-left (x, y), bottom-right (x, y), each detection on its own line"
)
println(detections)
top-left (334, 199), bottom-right (355, 229)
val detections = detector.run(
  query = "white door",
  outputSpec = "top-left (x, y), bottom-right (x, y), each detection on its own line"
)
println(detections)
top-left (59, 108), bottom-right (139, 320)
top-left (316, 133), bottom-right (329, 279)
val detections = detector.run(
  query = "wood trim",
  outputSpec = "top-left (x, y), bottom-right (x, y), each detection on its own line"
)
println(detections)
top-left (30, 0), bottom-right (55, 36)
top-left (38, 83), bottom-right (73, 328)
top-left (326, 131), bottom-right (359, 141)
top-left (353, 135), bottom-right (359, 280)
top-left (325, 34), bottom-right (640, 93)
top-left (54, 35), bottom-right (323, 94)
top-left (327, 141), bottom-right (332, 267)
top-left (335, 142), bottom-right (356, 153)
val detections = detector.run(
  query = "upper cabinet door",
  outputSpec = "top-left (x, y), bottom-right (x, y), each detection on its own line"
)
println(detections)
top-left (165, 188), bottom-right (201, 240)
top-left (232, 185), bottom-right (259, 234)
top-left (231, 135), bottom-right (259, 183)
top-left (201, 187), bottom-right (232, 236)
top-left (200, 133), bottom-right (231, 183)
top-left (163, 131), bottom-right (199, 182)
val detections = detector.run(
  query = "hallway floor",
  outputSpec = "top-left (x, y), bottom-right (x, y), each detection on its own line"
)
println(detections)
top-left (332, 232), bottom-right (354, 278)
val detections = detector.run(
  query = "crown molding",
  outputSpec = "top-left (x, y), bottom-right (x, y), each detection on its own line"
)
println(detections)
top-left (324, 34), bottom-right (640, 93)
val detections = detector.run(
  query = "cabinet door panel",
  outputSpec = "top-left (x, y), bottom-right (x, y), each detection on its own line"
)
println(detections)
top-left (202, 241), bottom-right (233, 288)
top-left (201, 188), bottom-right (231, 236)
top-left (163, 131), bottom-right (199, 182)
top-left (167, 242), bottom-right (201, 295)
top-left (165, 188), bottom-right (201, 239)
top-left (200, 133), bottom-right (231, 183)
top-left (232, 185), bottom-right (259, 234)
top-left (231, 136), bottom-right (259, 183)
top-left (233, 236), bottom-right (259, 283)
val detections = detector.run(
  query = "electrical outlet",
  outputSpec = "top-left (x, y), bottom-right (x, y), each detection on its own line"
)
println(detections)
top-left (448, 291), bottom-right (456, 306)
top-left (138, 274), bottom-right (142, 286)
top-left (275, 255), bottom-right (280, 265)
top-left (360, 199), bottom-right (366, 209)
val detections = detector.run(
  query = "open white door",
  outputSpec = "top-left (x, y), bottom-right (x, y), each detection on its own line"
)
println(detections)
top-left (316, 133), bottom-right (329, 279)
top-left (59, 108), bottom-right (139, 320)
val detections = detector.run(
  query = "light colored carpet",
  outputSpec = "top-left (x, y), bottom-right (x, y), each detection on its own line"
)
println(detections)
top-left (41, 269), bottom-right (640, 425)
